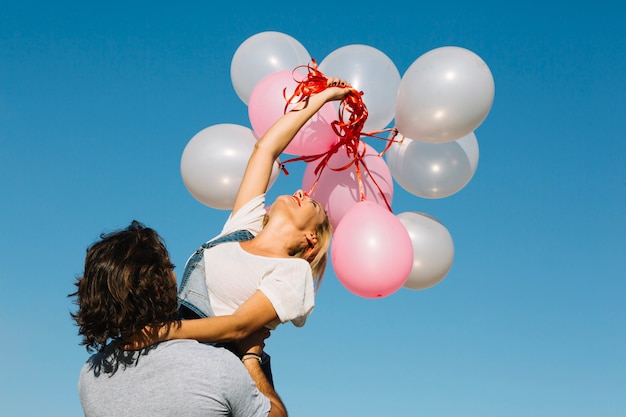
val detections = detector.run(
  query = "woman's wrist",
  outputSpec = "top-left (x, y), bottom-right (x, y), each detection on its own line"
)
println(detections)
top-left (159, 322), bottom-right (176, 341)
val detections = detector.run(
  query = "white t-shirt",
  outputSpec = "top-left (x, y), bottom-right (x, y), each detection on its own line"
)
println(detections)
top-left (203, 194), bottom-right (315, 329)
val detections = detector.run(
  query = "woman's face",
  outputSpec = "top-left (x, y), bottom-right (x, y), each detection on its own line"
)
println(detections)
top-left (271, 190), bottom-right (326, 232)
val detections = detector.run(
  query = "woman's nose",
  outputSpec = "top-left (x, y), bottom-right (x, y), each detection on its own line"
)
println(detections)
top-left (294, 190), bottom-right (304, 198)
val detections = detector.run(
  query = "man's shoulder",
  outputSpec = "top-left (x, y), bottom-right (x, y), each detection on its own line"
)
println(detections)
top-left (80, 340), bottom-right (239, 381)
top-left (157, 340), bottom-right (243, 369)
top-left (78, 341), bottom-right (267, 417)
top-left (157, 339), bottom-right (230, 358)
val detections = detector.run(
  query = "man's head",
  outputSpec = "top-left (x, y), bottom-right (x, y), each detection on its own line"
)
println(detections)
top-left (70, 220), bottom-right (178, 352)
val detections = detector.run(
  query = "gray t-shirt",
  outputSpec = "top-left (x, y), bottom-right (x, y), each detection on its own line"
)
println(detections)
top-left (78, 340), bottom-right (270, 417)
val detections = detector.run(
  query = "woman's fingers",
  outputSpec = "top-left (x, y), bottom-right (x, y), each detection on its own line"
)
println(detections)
top-left (327, 77), bottom-right (349, 88)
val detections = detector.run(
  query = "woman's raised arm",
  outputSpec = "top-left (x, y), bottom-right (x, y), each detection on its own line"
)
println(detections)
top-left (232, 79), bottom-right (351, 215)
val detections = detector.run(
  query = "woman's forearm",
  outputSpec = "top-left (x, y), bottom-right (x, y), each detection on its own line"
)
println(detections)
top-left (255, 90), bottom-right (336, 160)
top-left (256, 84), bottom-right (350, 160)
top-left (232, 82), bottom-right (350, 214)
top-left (168, 315), bottom-right (251, 343)
top-left (167, 290), bottom-right (280, 343)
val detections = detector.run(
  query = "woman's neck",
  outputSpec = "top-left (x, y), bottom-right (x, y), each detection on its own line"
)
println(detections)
top-left (240, 227), bottom-right (303, 258)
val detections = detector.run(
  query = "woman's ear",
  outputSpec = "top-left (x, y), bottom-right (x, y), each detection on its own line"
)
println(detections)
top-left (305, 231), bottom-right (318, 248)
top-left (304, 240), bottom-right (318, 262)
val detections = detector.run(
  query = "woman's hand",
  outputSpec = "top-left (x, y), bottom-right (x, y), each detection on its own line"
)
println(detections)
top-left (322, 77), bottom-right (353, 102)
top-left (234, 327), bottom-right (271, 357)
top-left (121, 322), bottom-right (175, 350)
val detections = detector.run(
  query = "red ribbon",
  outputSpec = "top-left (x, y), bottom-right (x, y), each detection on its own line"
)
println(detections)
top-left (280, 60), bottom-right (400, 212)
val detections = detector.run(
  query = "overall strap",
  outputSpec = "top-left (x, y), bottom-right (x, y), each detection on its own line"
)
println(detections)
top-left (177, 229), bottom-right (254, 320)
top-left (201, 229), bottom-right (255, 250)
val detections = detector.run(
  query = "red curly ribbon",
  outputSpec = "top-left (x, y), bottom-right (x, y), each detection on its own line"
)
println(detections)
top-left (280, 60), bottom-right (400, 212)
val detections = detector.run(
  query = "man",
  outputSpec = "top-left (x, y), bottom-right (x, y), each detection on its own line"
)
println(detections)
top-left (70, 220), bottom-right (287, 417)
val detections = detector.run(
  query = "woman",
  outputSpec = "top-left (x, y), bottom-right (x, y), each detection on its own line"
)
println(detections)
top-left (138, 78), bottom-right (352, 359)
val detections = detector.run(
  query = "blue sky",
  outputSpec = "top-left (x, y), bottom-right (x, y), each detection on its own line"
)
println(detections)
top-left (1, 2), bottom-right (625, 416)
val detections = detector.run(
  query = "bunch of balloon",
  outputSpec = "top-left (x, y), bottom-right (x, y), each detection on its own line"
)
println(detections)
top-left (179, 31), bottom-right (496, 298)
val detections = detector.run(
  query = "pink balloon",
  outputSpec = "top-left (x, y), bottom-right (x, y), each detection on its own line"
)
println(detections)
top-left (248, 70), bottom-right (339, 156)
top-left (331, 201), bottom-right (413, 298)
top-left (302, 142), bottom-right (394, 229)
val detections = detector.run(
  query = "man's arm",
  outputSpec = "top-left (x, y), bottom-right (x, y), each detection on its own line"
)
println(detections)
top-left (237, 328), bottom-right (288, 417)
top-left (242, 355), bottom-right (287, 417)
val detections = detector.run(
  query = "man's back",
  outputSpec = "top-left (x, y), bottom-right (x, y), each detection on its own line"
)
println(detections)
top-left (78, 339), bottom-right (270, 417)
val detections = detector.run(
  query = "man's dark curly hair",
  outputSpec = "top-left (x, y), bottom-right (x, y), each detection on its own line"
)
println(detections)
top-left (70, 220), bottom-right (179, 353)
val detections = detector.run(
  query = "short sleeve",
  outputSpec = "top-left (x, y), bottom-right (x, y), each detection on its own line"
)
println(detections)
top-left (217, 349), bottom-right (271, 417)
top-left (219, 194), bottom-right (266, 237)
top-left (258, 259), bottom-right (315, 328)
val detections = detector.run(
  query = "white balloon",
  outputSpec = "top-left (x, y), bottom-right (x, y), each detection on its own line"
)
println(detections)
top-left (396, 211), bottom-right (454, 290)
top-left (319, 44), bottom-right (401, 132)
top-left (395, 46), bottom-right (495, 143)
top-left (457, 131), bottom-right (480, 173)
top-left (180, 124), bottom-right (279, 210)
top-left (230, 31), bottom-right (311, 105)
top-left (385, 132), bottom-right (479, 199)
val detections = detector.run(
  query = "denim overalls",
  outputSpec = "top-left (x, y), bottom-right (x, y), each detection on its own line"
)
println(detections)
top-left (177, 229), bottom-right (274, 386)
